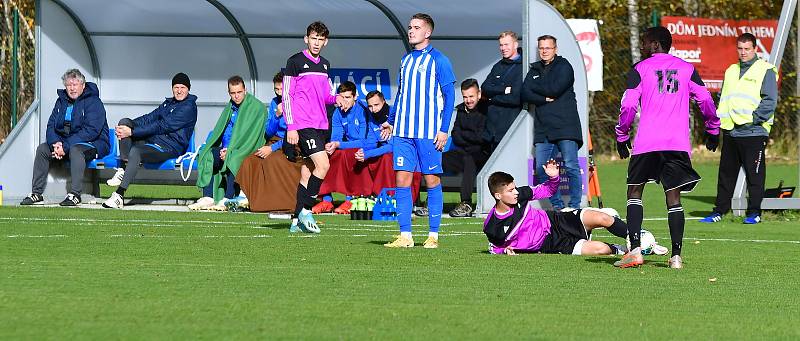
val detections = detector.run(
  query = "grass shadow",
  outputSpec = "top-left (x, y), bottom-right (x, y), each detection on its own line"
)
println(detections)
top-left (260, 223), bottom-right (288, 230)
top-left (682, 195), bottom-right (717, 205)
top-left (583, 257), bottom-right (618, 265)
top-left (689, 210), bottom-right (714, 217)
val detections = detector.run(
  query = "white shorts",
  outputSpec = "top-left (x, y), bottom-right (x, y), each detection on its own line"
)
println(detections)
top-left (571, 239), bottom-right (589, 255)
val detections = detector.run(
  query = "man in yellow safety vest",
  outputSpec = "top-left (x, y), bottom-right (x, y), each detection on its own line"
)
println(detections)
top-left (700, 33), bottom-right (778, 225)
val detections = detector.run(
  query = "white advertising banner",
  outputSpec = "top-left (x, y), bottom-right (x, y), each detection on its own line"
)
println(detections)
top-left (566, 19), bottom-right (603, 92)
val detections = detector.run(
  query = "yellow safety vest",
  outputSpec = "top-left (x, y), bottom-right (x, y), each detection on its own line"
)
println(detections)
top-left (717, 58), bottom-right (777, 133)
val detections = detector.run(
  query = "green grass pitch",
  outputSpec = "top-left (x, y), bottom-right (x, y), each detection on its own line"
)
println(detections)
top-left (1, 161), bottom-right (799, 339)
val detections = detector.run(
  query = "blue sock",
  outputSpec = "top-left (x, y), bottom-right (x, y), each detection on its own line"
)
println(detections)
top-left (323, 195), bottom-right (333, 202)
top-left (396, 186), bottom-right (413, 233)
top-left (345, 195), bottom-right (352, 201)
top-left (427, 184), bottom-right (443, 233)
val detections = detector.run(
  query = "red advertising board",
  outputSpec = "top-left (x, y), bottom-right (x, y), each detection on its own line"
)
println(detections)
top-left (661, 16), bottom-right (778, 92)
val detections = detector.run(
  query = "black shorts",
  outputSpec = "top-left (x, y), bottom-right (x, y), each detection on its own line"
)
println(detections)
top-left (540, 210), bottom-right (589, 254)
top-left (627, 151), bottom-right (701, 192)
top-left (294, 128), bottom-right (327, 157)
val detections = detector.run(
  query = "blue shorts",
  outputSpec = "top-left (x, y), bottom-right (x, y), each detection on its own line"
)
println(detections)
top-left (392, 137), bottom-right (442, 174)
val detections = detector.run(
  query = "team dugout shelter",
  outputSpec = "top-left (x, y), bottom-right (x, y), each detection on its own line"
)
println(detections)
top-left (1, 0), bottom-right (593, 214)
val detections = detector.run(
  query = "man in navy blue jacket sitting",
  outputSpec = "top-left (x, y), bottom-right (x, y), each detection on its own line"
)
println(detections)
top-left (102, 72), bottom-right (198, 209)
top-left (20, 68), bottom-right (109, 207)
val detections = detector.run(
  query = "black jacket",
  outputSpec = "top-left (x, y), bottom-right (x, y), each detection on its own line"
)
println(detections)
top-left (451, 101), bottom-right (489, 154)
top-left (522, 55), bottom-right (583, 147)
top-left (481, 50), bottom-right (523, 145)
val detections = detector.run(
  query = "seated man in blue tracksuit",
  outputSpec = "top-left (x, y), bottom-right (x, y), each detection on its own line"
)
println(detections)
top-left (20, 68), bottom-right (110, 207)
top-left (254, 71), bottom-right (289, 159)
top-left (102, 72), bottom-right (198, 208)
top-left (313, 81), bottom-right (370, 214)
top-left (357, 90), bottom-right (421, 202)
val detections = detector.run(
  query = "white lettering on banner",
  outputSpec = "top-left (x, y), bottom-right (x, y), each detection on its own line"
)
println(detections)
top-left (668, 21), bottom-right (776, 39)
top-left (666, 20), bottom-right (697, 36)
top-left (739, 26), bottom-right (775, 38)
top-left (327, 68), bottom-right (391, 99)
top-left (669, 47), bottom-right (702, 63)
top-left (698, 23), bottom-right (738, 38)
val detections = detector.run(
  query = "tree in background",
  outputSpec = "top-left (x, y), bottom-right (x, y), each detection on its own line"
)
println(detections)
top-left (0, 0), bottom-right (35, 144)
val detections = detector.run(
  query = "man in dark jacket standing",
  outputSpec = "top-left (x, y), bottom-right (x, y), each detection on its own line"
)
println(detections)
top-left (20, 68), bottom-right (109, 206)
top-left (443, 79), bottom-right (490, 217)
top-left (102, 72), bottom-right (198, 209)
top-left (522, 35), bottom-right (583, 211)
top-left (481, 31), bottom-right (523, 153)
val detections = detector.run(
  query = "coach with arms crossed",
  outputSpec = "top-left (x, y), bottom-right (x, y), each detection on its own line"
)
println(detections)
top-left (481, 30), bottom-right (523, 153)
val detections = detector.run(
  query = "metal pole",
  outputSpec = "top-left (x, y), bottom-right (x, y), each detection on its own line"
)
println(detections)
top-left (651, 9), bottom-right (660, 27)
top-left (11, 8), bottom-right (19, 128)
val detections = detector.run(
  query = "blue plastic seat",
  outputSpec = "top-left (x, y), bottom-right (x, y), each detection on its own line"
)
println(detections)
top-left (142, 131), bottom-right (198, 170)
top-left (87, 128), bottom-right (118, 169)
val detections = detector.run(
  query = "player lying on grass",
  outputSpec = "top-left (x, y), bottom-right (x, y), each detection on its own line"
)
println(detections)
top-left (484, 161), bottom-right (630, 256)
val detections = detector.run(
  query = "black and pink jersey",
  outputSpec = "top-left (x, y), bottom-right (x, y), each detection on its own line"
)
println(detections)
top-left (616, 53), bottom-right (720, 155)
top-left (282, 50), bottom-right (337, 131)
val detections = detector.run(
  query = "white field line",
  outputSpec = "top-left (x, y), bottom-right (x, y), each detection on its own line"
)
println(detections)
top-left (109, 234), bottom-right (272, 238)
top-left (6, 232), bottom-right (799, 245)
top-left (3, 217), bottom-right (798, 244)
top-left (592, 234), bottom-right (800, 245)
top-left (0, 216), bottom-right (465, 228)
top-left (0, 217), bottom-right (257, 225)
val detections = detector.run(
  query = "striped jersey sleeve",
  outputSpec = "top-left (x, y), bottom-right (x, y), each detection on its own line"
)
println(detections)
top-left (392, 46), bottom-right (456, 139)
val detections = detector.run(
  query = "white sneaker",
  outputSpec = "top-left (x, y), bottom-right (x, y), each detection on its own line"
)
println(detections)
top-left (106, 168), bottom-right (125, 187)
top-left (210, 198), bottom-right (229, 211)
top-left (102, 192), bottom-right (124, 209)
top-left (188, 197), bottom-right (215, 210)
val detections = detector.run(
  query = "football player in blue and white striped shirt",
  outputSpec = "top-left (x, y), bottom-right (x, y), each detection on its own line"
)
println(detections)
top-left (380, 13), bottom-right (456, 249)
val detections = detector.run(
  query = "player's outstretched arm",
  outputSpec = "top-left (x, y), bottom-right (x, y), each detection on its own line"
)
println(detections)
top-left (530, 159), bottom-right (560, 199)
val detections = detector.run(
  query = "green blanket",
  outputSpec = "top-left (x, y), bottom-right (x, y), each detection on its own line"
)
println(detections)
top-left (196, 93), bottom-right (267, 201)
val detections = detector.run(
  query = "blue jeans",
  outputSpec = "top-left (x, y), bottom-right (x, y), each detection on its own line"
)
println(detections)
top-left (535, 139), bottom-right (581, 209)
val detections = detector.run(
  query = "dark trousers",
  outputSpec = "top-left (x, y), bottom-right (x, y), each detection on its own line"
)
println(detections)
top-left (713, 133), bottom-right (767, 216)
top-left (117, 118), bottom-right (174, 189)
top-left (442, 149), bottom-right (489, 203)
top-left (202, 146), bottom-right (238, 199)
top-left (31, 142), bottom-right (95, 195)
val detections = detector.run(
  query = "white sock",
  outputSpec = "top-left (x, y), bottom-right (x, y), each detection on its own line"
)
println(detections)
top-left (428, 232), bottom-right (438, 239)
top-left (400, 232), bottom-right (412, 239)
top-left (292, 218), bottom-right (299, 225)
